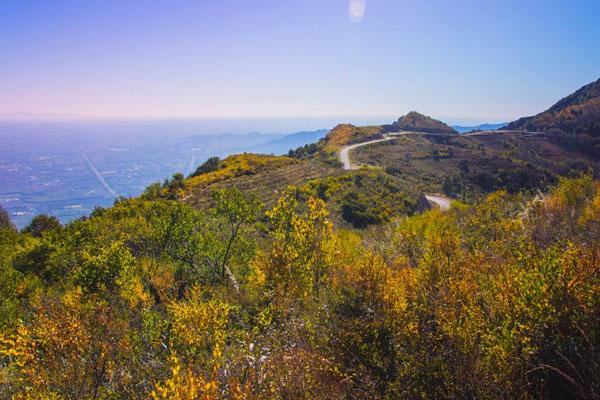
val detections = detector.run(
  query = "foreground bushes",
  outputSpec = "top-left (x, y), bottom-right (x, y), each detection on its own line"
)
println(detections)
top-left (1, 177), bottom-right (599, 399)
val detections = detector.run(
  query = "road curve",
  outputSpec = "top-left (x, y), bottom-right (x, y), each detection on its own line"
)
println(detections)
top-left (338, 129), bottom-right (541, 211)
top-left (424, 194), bottom-right (452, 211)
top-left (340, 132), bottom-right (414, 170)
top-left (339, 137), bottom-right (393, 170)
top-left (463, 129), bottom-right (541, 137)
top-left (338, 132), bottom-right (453, 210)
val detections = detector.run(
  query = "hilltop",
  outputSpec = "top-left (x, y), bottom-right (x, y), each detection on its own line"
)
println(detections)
top-left (321, 111), bottom-right (456, 150)
top-left (322, 124), bottom-right (385, 149)
top-left (388, 111), bottom-right (458, 134)
top-left (506, 78), bottom-right (600, 157)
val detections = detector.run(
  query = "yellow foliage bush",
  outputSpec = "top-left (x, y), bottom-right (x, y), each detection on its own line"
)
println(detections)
top-left (185, 154), bottom-right (297, 190)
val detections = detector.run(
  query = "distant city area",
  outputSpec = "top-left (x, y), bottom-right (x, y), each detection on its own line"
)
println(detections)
top-left (0, 119), bottom-right (329, 228)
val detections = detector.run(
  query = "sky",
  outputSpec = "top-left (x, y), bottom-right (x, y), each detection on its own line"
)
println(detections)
top-left (1, 0), bottom-right (599, 124)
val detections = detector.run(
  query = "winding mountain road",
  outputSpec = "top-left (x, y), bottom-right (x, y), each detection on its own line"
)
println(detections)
top-left (463, 129), bottom-right (540, 137)
top-left (339, 131), bottom-right (417, 170)
top-left (338, 129), bottom-right (541, 210)
top-left (339, 136), bottom-right (394, 170)
top-left (338, 131), bottom-right (457, 210)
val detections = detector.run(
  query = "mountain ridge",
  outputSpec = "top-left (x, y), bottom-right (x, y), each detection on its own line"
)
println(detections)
top-left (506, 77), bottom-right (600, 156)
top-left (173, 80), bottom-right (600, 227)
top-left (323, 112), bottom-right (457, 150)
top-left (453, 123), bottom-right (507, 134)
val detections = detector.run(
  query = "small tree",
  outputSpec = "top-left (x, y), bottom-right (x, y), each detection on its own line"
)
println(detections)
top-left (191, 156), bottom-right (220, 177)
top-left (141, 182), bottom-right (163, 200)
top-left (158, 190), bottom-right (261, 292)
top-left (163, 173), bottom-right (186, 199)
top-left (0, 206), bottom-right (15, 231)
top-left (211, 188), bottom-right (262, 286)
top-left (252, 188), bottom-right (333, 300)
top-left (22, 214), bottom-right (62, 237)
top-left (442, 176), bottom-right (453, 196)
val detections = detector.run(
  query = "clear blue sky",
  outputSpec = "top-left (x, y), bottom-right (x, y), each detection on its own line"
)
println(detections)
top-left (1, 0), bottom-right (599, 124)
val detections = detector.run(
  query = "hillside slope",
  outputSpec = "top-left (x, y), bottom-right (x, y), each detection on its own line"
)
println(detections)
top-left (506, 78), bottom-right (600, 156)
top-left (178, 152), bottom-right (416, 229)
top-left (323, 124), bottom-right (385, 149)
top-left (352, 131), bottom-right (597, 200)
top-left (177, 90), bottom-right (600, 227)
top-left (181, 153), bottom-right (337, 209)
top-left (3, 167), bottom-right (599, 399)
top-left (321, 111), bottom-right (456, 151)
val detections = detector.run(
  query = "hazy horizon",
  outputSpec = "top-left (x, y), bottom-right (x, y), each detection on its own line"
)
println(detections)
top-left (0, 115), bottom-right (510, 134)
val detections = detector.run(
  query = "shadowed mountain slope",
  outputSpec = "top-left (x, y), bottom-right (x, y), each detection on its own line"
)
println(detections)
top-left (506, 78), bottom-right (600, 157)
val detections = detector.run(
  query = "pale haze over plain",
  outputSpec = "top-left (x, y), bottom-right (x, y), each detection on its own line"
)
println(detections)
top-left (1, 0), bottom-right (599, 124)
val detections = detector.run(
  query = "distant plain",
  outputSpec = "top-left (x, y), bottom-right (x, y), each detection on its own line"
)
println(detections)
top-left (0, 118), bottom-right (336, 227)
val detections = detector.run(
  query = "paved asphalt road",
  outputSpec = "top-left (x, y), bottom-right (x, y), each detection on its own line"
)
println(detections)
top-left (339, 136), bottom-right (393, 170)
top-left (423, 194), bottom-right (452, 211)
top-left (337, 131), bottom-right (474, 210)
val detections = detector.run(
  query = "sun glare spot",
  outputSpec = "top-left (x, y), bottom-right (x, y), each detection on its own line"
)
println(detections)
top-left (349, 0), bottom-right (366, 23)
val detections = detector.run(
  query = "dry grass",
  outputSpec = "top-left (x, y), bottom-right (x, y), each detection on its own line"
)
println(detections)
top-left (185, 153), bottom-right (297, 189)
top-left (183, 155), bottom-right (338, 210)
top-left (323, 124), bottom-right (384, 150)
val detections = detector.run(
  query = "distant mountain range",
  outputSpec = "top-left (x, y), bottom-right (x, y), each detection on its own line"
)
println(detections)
top-left (175, 129), bottom-right (330, 156)
top-left (179, 132), bottom-right (284, 151)
top-left (243, 129), bottom-right (329, 155)
top-left (452, 123), bottom-right (507, 134)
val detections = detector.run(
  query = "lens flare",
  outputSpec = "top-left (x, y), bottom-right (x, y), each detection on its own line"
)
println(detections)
top-left (349, 0), bottom-right (366, 23)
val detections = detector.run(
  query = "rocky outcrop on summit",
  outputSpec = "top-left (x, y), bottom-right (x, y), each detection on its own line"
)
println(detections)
top-left (389, 111), bottom-right (458, 134)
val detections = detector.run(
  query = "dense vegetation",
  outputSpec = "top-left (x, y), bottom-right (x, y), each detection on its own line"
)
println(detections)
top-left (303, 169), bottom-right (416, 228)
top-left (287, 142), bottom-right (318, 159)
top-left (1, 173), bottom-right (599, 399)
